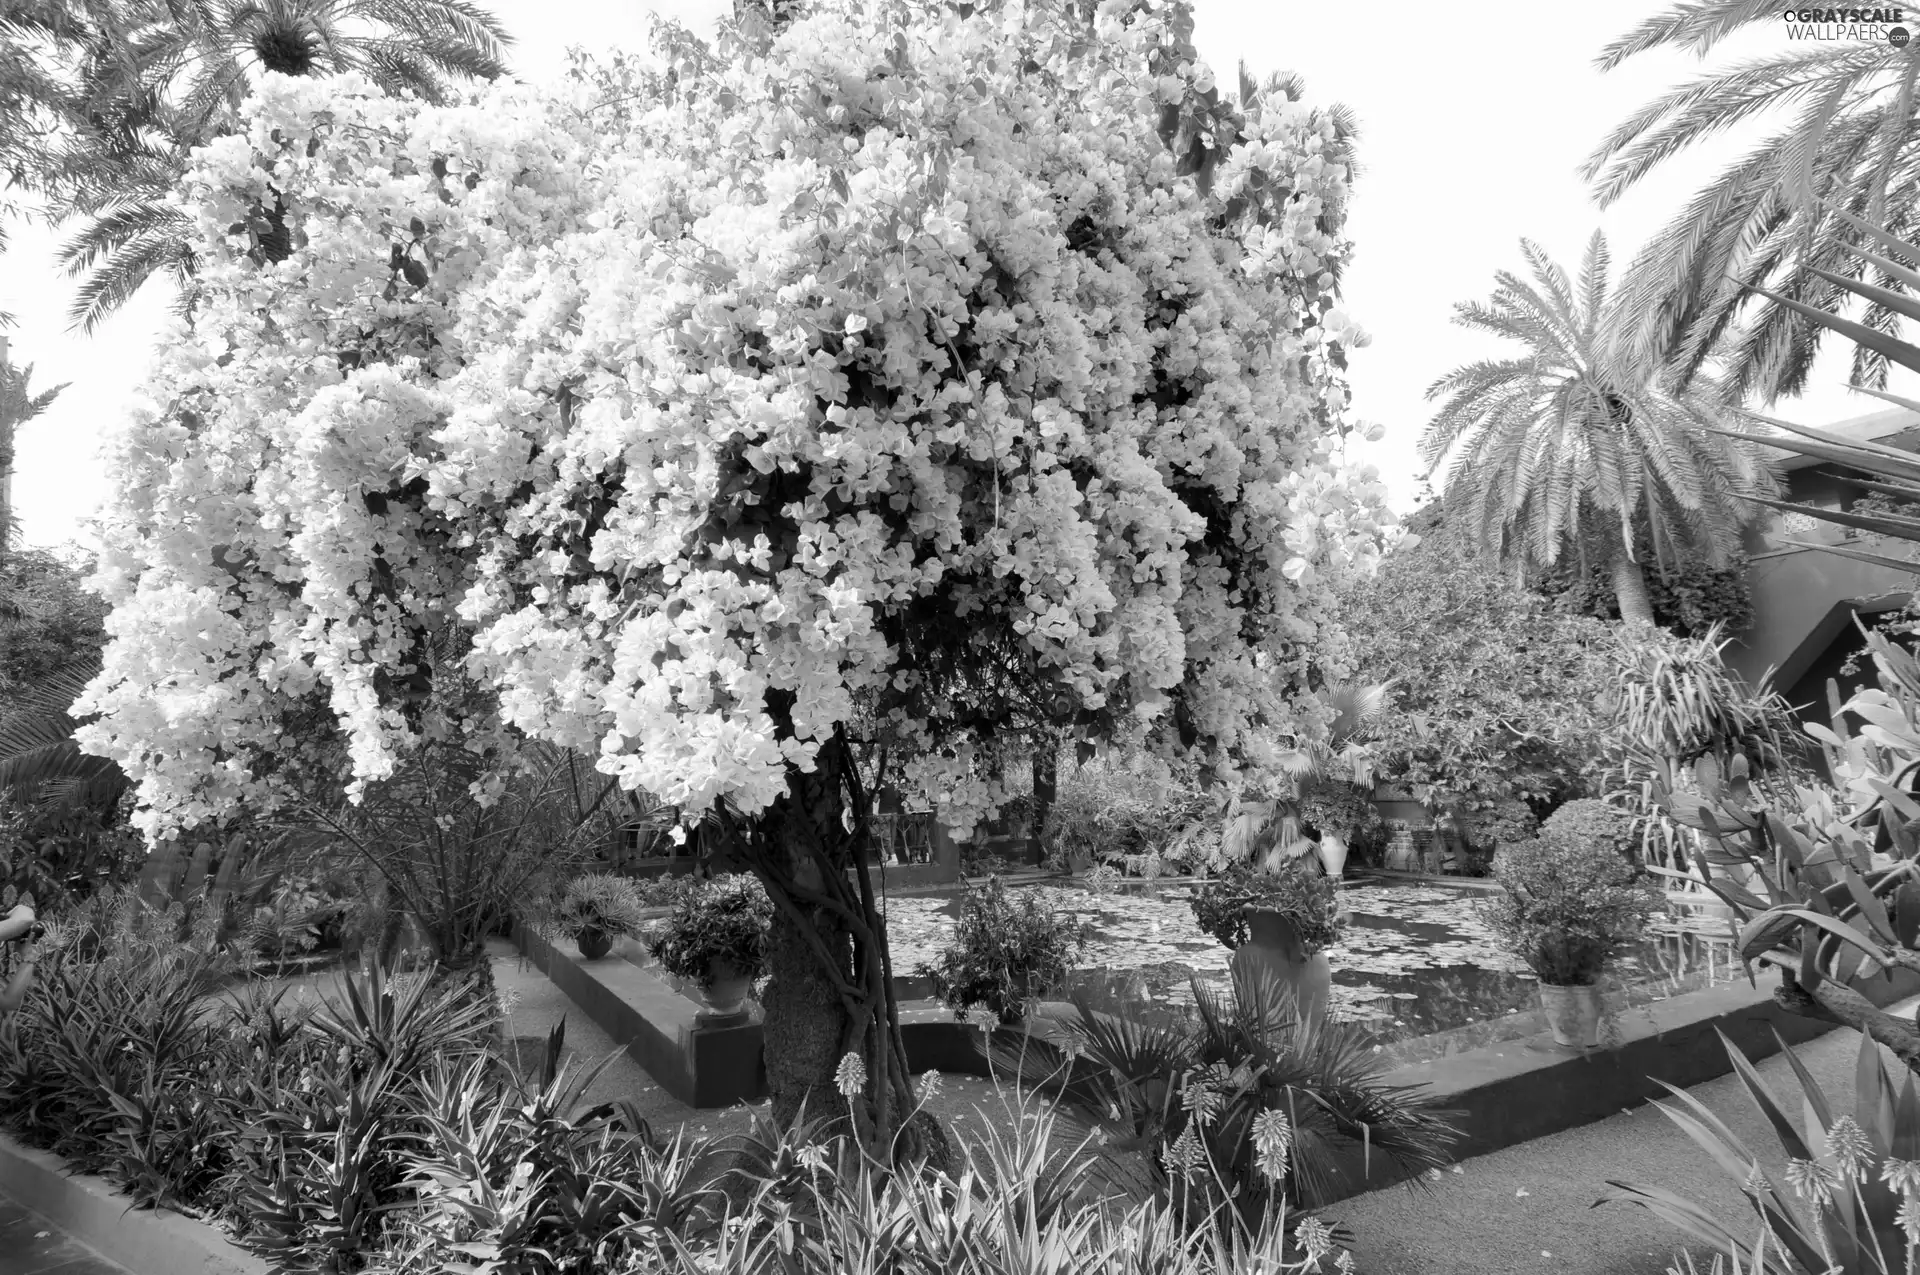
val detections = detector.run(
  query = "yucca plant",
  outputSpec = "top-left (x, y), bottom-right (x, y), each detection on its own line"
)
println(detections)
top-left (1605, 622), bottom-right (1807, 875)
top-left (1604, 1027), bottom-right (1920, 1273)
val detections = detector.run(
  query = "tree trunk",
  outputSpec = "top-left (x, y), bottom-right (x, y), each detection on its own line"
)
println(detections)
top-left (749, 725), bottom-right (948, 1169)
top-left (1609, 547), bottom-right (1656, 627)
top-left (760, 746), bottom-right (859, 1127)
top-left (1028, 747), bottom-right (1057, 867)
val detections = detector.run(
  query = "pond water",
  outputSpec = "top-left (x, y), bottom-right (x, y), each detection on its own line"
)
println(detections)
top-left (631, 873), bottom-right (1742, 1060)
top-left (874, 874), bottom-right (1741, 1056)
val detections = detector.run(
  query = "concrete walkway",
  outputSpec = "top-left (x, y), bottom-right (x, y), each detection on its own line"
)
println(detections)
top-left (1334, 997), bottom-right (1920, 1275)
top-left (0, 1192), bottom-right (128, 1275)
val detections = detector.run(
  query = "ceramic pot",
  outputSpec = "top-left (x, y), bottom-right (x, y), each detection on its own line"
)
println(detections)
top-left (1537, 980), bottom-right (1603, 1049)
top-left (1230, 906), bottom-right (1332, 1024)
top-left (575, 927), bottom-right (613, 961)
top-left (1317, 832), bottom-right (1350, 879)
top-left (700, 960), bottom-right (752, 1022)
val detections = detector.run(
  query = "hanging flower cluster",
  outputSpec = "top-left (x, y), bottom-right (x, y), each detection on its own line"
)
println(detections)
top-left (77, 0), bottom-right (1396, 845)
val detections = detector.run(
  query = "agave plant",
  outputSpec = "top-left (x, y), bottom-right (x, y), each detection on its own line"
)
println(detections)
top-left (1604, 1027), bottom-right (1920, 1273)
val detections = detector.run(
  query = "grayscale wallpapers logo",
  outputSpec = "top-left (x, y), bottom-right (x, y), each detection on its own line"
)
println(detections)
top-left (1782, 7), bottom-right (1912, 39)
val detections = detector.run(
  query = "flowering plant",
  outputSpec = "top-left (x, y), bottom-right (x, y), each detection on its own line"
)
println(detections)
top-left (1189, 861), bottom-right (1341, 953)
top-left (73, 0), bottom-right (1397, 1144)
top-left (1484, 834), bottom-right (1662, 985)
top-left (645, 875), bottom-right (773, 986)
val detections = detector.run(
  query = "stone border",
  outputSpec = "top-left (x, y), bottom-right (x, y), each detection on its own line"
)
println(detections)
top-left (1318, 964), bottom-right (1920, 1201)
top-left (0, 1131), bottom-right (264, 1275)
top-left (515, 923), bottom-right (1026, 1107)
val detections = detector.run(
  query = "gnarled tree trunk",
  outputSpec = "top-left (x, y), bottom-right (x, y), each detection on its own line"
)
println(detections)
top-left (743, 713), bottom-right (948, 1169)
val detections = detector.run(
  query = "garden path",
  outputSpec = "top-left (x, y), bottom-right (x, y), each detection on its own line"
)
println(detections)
top-left (0, 1192), bottom-right (129, 1275)
top-left (1334, 994), bottom-right (1920, 1274)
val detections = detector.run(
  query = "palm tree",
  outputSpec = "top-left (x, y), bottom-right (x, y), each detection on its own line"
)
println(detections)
top-left (4, 0), bottom-right (512, 330)
top-left (0, 339), bottom-right (68, 566)
top-left (1420, 231), bottom-right (1780, 626)
top-left (1585, 1), bottom-right (1920, 402)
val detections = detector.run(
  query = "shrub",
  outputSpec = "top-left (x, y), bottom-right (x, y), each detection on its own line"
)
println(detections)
top-left (1456, 796), bottom-right (1537, 853)
top-left (1189, 864), bottom-right (1343, 954)
top-left (1293, 779), bottom-right (1380, 844)
top-left (1041, 757), bottom-right (1216, 870)
top-left (1540, 798), bottom-right (1635, 859)
top-left (918, 876), bottom-right (1091, 1023)
top-left (646, 875), bottom-right (774, 987)
top-left (1485, 835), bottom-right (1664, 985)
top-left (549, 872), bottom-right (650, 941)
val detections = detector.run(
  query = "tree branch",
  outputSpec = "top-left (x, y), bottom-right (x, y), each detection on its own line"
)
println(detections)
top-left (1775, 973), bottom-right (1920, 1070)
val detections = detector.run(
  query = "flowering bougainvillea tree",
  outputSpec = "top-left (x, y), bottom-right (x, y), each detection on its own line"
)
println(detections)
top-left (74, 0), bottom-right (1394, 1155)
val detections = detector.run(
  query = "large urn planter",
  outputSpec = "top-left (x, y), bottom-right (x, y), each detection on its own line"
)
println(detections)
top-left (697, 960), bottom-right (753, 1024)
top-left (1230, 906), bottom-right (1332, 1025)
top-left (1538, 981), bottom-right (1603, 1049)
top-left (1317, 832), bottom-right (1350, 880)
top-left (575, 927), bottom-right (613, 961)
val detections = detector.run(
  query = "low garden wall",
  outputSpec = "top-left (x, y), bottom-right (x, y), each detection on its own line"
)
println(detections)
top-left (0, 1131), bottom-right (265, 1275)
top-left (1318, 962), bottom-right (1920, 1201)
top-left (515, 922), bottom-right (1028, 1107)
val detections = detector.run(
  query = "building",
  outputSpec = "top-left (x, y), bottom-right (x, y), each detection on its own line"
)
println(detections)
top-left (1723, 407), bottom-right (1920, 735)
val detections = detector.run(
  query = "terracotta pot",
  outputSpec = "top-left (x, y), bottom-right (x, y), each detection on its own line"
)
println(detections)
top-left (575, 927), bottom-right (613, 960)
top-left (1230, 906), bottom-right (1332, 1025)
top-left (700, 959), bottom-right (752, 1022)
top-left (1537, 980), bottom-right (1603, 1049)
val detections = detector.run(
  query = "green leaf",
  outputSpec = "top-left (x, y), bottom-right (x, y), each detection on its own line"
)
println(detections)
top-left (1841, 863), bottom-right (1897, 942)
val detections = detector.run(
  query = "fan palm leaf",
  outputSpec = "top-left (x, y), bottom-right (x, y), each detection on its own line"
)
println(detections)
top-left (1423, 231), bottom-right (1780, 625)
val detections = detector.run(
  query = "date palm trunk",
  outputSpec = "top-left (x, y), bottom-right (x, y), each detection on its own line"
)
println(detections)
top-left (1610, 545), bottom-right (1656, 627)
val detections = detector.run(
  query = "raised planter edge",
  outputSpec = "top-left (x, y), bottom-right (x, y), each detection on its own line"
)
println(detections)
top-left (0, 1129), bottom-right (265, 1275)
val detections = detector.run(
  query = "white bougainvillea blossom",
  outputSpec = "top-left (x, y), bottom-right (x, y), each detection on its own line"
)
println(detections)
top-left (78, 0), bottom-right (1397, 844)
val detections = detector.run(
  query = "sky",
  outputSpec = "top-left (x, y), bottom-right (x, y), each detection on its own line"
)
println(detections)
top-left (0, 0), bottom-right (1902, 550)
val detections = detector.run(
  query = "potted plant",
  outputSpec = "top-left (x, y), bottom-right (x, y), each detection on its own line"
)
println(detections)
top-left (918, 876), bottom-right (1091, 1025)
top-left (646, 874), bottom-right (774, 1021)
top-left (1295, 777), bottom-right (1383, 878)
top-left (1485, 833), bottom-right (1664, 1048)
top-left (551, 872), bottom-right (649, 960)
top-left (1190, 861), bottom-right (1343, 1024)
